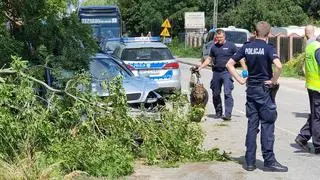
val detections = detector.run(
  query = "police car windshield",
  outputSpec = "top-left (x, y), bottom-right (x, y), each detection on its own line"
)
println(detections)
top-left (90, 58), bottom-right (131, 80)
top-left (121, 48), bottom-right (174, 61)
top-left (225, 31), bottom-right (247, 44)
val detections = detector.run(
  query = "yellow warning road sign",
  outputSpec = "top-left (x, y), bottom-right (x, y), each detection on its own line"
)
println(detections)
top-left (160, 27), bottom-right (170, 37)
top-left (161, 18), bottom-right (171, 28)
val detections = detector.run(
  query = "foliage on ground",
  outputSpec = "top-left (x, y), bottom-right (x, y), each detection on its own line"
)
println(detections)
top-left (188, 105), bottom-right (206, 123)
top-left (282, 53), bottom-right (305, 78)
top-left (0, 57), bottom-right (230, 178)
top-left (167, 38), bottom-right (202, 58)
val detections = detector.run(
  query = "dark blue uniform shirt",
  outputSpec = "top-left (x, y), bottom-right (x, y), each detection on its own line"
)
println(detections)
top-left (316, 49), bottom-right (320, 65)
top-left (232, 39), bottom-right (279, 84)
top-left (209, 41), bottom-right (237, 68)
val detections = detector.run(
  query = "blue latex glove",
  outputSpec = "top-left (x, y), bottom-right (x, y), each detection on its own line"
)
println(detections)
top-left (242, 70), bottom-right (248, 78)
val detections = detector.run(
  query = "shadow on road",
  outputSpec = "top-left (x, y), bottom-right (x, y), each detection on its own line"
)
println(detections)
top-left (292, 112), bottom-right (310, 119)
top-left (290, 142), bottom-right (316, 154)
top-left (206, 114), bottom-right (222, 119)
top-left (206, 114), bottom-right (241, 119)
top-left (232, 156), bottom-right (265, 171)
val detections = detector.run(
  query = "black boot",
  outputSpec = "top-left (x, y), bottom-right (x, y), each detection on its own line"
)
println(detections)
top-left (264, 161), bottom-right (288, 172)
top-left (222, 115), bottom-right (231, 121)
top-left (246, 164), bottom-right (256, 171)
top-left (295, 137), bottom-right (310, 152)
top-left (214, 113), bottom-right (222, 119)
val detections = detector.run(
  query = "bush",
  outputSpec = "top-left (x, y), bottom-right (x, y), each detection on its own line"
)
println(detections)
top-left (282, 53), bottom-right (305, 78)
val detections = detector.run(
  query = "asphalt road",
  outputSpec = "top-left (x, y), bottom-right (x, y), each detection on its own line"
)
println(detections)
top-left (129, 61), bottom-right (320, 180)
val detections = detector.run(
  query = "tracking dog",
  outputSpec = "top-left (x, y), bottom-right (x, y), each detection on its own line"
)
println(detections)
top-left (189, 67), bottom-right (209, 107)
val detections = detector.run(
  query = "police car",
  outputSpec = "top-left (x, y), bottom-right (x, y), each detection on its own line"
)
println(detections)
top-left (112, 37), bottom-right (181, 92)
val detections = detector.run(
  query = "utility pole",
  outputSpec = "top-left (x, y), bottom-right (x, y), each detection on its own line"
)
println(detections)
top-left (213, 0), bottom-right (218, 28)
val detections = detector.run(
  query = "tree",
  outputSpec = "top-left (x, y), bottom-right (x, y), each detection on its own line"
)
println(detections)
top-left (0, 0), bottom-right (98, 70)
top-left (309, 0), bottom-right (320, 20)
top-left (220, 0), bottom-right (309, 31)
top-left (118, 0), bottom-right (201, 36)
top-left (198, 0), bottom-right (239, 29)
top-left (294, 0), bottom-right (320, 20)
top-left (82, 0), bottom-right (118, 6)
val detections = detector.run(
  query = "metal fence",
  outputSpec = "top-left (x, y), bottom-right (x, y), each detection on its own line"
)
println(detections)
top-left (292, 37), bottom-right (304, 56)
top-left (177, 33), bottom-right (305, 62)
top-left (267, 36), bottom-right (304, 63)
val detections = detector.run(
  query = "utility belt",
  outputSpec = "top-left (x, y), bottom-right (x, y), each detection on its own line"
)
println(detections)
top-left (247, 81), bottom-right (265, 86)
top-left (247, 81), bottom-right (280, 100)
top-left (212, 66), bottom-right (227, 72)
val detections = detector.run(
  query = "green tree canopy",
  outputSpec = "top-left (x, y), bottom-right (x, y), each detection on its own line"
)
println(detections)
top-left (81, 0), bottom-right (320, 37)
top-left (220, 0), bottom-right (310, 31)
top-left (0, 0), bottom-right (98, 70)
top-left (82, 0), bottom-right (118, 6)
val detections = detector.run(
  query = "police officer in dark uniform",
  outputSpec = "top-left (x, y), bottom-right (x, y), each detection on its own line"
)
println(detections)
top-left (197, 29), bottom-right (246, 120)
top-left (226, 21), bottom-right (288, 172)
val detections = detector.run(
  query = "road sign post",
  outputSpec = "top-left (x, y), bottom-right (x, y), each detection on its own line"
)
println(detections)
top-left (160, 18), bottom-right (171, 43)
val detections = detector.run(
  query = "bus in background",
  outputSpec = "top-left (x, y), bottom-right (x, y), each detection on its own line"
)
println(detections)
top-left (202, 26), bottom-right (251, 62)
top-left (78, 6), bottom-right (122, 44)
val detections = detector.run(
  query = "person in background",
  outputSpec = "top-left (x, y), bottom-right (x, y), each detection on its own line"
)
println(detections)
top-left (305, 25), bottom-right (316, 45)
top-left (295, 35), bottom-right (320, 155)
top-left (197, 29), bottom-right (246, 121)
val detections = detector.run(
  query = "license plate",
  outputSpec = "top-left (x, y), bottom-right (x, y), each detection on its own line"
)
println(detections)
top-left (139, 70), bottom-right (160, 76)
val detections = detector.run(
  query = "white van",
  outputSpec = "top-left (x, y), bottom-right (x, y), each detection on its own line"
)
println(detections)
top-left (220, 26), bottom-right (251, 48)
top-left (202, 26), bottom-right (251, 61)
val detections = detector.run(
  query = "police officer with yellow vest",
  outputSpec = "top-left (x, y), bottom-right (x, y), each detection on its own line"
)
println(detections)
top-left (295, 36), bottom-right (320, 154)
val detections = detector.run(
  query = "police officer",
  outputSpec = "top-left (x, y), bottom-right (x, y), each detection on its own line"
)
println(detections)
top-left (226, 21), bottom-right (288, 172)
top-left (295, 35), bottom-right (320, 154)
top-left (197, 29), bottom-right (246, 120)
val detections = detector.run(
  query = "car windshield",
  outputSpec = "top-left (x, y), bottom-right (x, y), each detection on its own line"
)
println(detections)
top-left (121, 48), bottom-right (174, 61)
top-left (90, 58), bottom-right (131, 80)
top-left (103, 41), bottom-right (120, 53)
top-left (92, 26), bottom-right (121, 41)
top-left (225, 31), bottom-right (248, 44)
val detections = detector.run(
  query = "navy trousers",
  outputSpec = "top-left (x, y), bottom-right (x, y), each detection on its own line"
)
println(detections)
top-left (210, 70), bottom-right (234, 116)
top-left (245, 84), bottom-right (277, 166)
top-left (297, 89), bottom-right (320, 150)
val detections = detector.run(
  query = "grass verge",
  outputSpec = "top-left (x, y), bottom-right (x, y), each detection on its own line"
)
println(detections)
top-left (167, 38), bottom-right (202, 58)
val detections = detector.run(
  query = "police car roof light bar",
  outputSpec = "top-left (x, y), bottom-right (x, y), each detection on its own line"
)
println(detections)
top-left (121, 37), bottom-right (161, 43)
